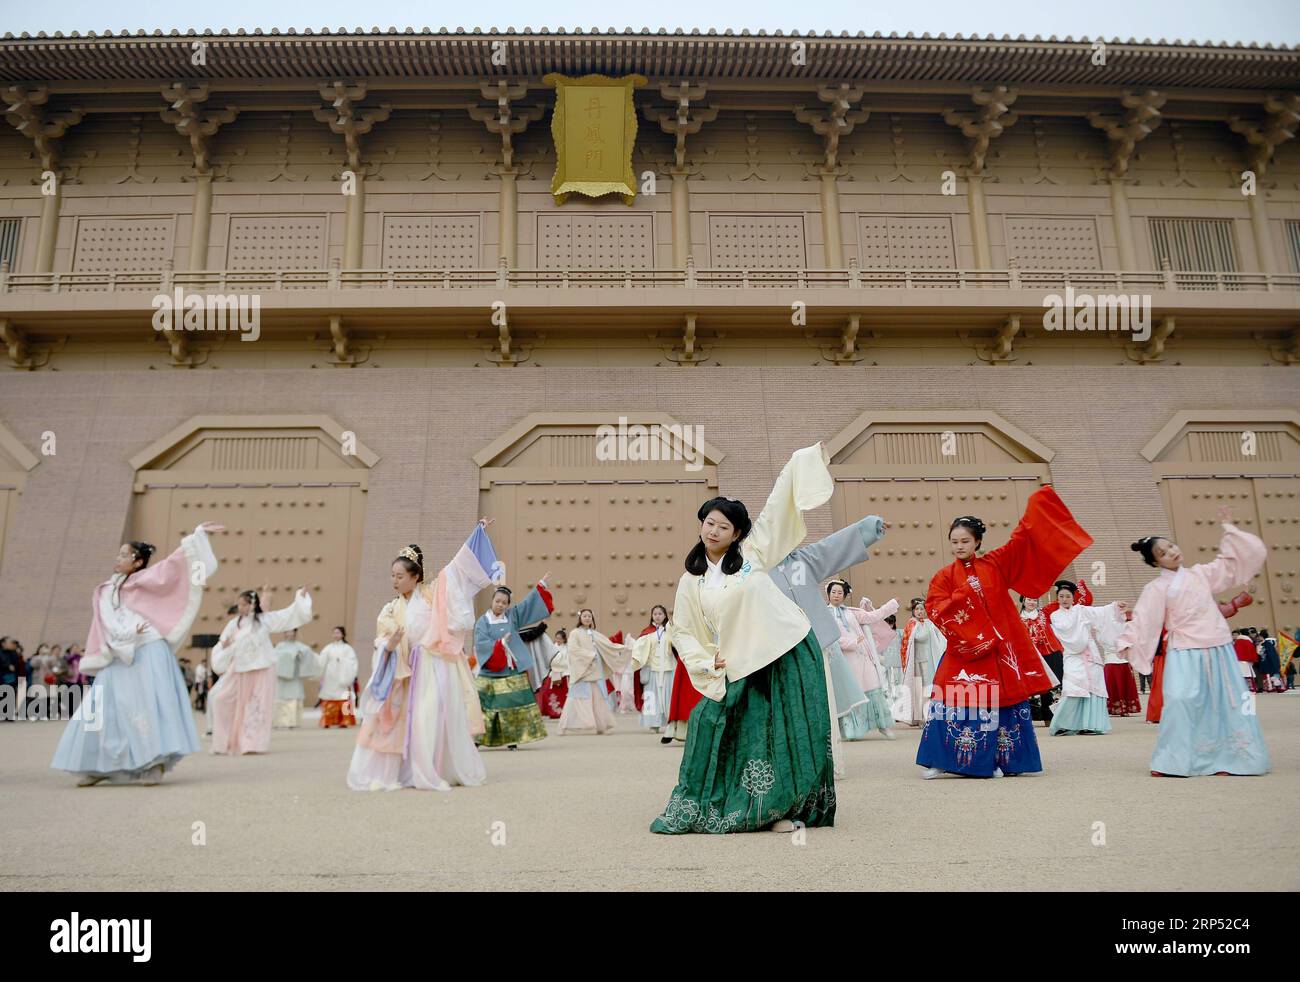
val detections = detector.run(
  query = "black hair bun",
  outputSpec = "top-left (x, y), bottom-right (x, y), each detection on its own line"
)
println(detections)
top-left (1130, 541), bottom-right (1143, 552)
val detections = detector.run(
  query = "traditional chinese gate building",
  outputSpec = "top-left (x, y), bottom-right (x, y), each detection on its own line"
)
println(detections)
top-left (1, 28), bottom-right (1297, 660)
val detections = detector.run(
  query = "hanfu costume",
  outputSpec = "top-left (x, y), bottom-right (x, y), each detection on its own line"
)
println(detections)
top-left (272, 637), bottom-right (318, 729)
top-left (210, 590), bottom-right (313, 754)
top-left (1102, 637), bottom-right (1142, 716)
top-left (917, 486), bottom-right (1092, 777)
top-left (895, 617), bottom-right (947, 726)
top-left (651, 444), bottom-right (836, 834)
top-left (768, 515), bottom-right (888, 777)
top-left (1048, 601), bottom-right (1125, 735)
top-left (51, 524), bottom-right (216, 782)
top-left (1233, 636), bottom-right (1258, 693)
top-left (632, 623), bottom-right (677, 731)
top-left (316, 640), bottom-right (359, 728)
top-left (537, 643), bottom-right (568, 719)
top-left (663, 651), bottom-right (703, 743)
top-left (1021, 605), bottom-right (1064, 724)
top-left (1146, 633), bottom-right (1167, 723)
top-left (550, 628), bottom-right (631, 735)
top-left (473, 582), bottom-right (554, 748)
top-left (518, 622), bottom-right (555, 694)
top-left (1118, 523), bottom-right (1270, 777)
top-left (832, 597), bottom-right (898, 737)
top-left (347, 524), bottom-right (498, 791)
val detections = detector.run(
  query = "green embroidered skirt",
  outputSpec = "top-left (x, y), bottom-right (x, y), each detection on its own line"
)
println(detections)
top-left (650, 631), bottom-right (835, 834)
top-left (475, 672), bottom-right (547, 747)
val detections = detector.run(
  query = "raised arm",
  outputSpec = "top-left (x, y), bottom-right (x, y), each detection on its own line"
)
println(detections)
top-left (743, 443), bottom-right (835, 571)
top-left (982, 486), bottom-right (1094, 598)
top-left (780, 515), bottom-right (885, 585)
top-left (1198, 521), bottom-right (1267, 595)
top-left (260, 589), bottom-right (314, 634)
top-left (856, 597), bottom-right (899, 625)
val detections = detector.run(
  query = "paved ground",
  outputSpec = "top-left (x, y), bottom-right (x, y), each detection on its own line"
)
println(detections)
top-left (2, 694), bottom-right (1297, 891)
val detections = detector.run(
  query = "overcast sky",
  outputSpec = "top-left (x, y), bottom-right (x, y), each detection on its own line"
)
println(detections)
top-left (2, 0), bottom-right (1297, 46)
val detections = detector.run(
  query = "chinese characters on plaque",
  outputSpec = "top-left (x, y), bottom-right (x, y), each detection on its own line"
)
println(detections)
top-left (543, 73), bottom-right (646, 205)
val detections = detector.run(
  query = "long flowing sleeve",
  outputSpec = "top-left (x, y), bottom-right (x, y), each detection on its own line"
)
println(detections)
top-left (549, 644), bottom-right (570, 682)
top-left (857, 597), bottom-right (899, 624)
top-left (1079, 602), bottom-right (1126, 647)
top-left (1199, 524), bottom-right (1267, 594)
top-left (259, 590), bottom-right (314, 634)
top-left (1117, 580), bottom-right (1167, 674)
top-left (210, 619), bottom-right (237, 675)
top-left (742, 443), bottom-right (834, 572)
top-left (423, 521), bottom-right (500, 657)
top-left (983, 486), bottom-right (1094, 598)
top-left (472, 615), bottom-right (493, 666)
top-left (668, 575), bottom-right (726, 701)
top-left (779, 516), bottom-right (881, 585)
top-left (508, 582), bottom-right (554, 631)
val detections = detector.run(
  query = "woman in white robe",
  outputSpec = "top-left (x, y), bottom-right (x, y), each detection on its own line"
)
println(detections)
top-left (895, 599), bottom-right (947, 726)
top-left (210, 586), bottom-right (314, 754)
top-left (632, 605), bottom-right (677, 741)
top-left (550, 609), bottom-right (632, 735)
top-left (1048, 580), bottom-right (1127, 735)
top-left (317, 626), bottom-right (359, 728)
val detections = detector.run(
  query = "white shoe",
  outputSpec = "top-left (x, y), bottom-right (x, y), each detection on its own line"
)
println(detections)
top-left (992, 767), bottom-right (1004, 778)
top-left (879, 728), bottom-right (896, 740)
top-left (769, 819), bottom-right (797, 833)
top-left (76, 773), bottom-right (108, 787)
top-left (920, 767), bottom-right (943, 780)
top-left (136, 764), bottom-right (164, 786)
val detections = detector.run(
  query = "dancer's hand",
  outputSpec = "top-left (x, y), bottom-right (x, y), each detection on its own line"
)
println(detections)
top-left (198, 522), bottom-right (225, 533)
top-left (714, 651), bottom-right (726, 670)
top-left (538, 571), bottom-right (552, 586)
top-left (1116, 601), bottom-right (1130, 615)
top-left (1217, 505), bottom-right (1233, 525)
top-left (478, 516), bottom-right (494, 528)
top-left (388, 627), bottom-right (405, 651)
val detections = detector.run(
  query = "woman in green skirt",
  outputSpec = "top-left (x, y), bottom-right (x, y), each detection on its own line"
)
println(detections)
top-left (651, 443), bottom-right (837, 835)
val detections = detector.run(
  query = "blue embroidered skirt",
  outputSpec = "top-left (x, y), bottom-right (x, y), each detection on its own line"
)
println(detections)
top-left (915, 699), bottom-right (1042, 777)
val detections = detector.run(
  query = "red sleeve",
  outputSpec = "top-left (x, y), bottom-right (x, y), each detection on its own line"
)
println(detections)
top-left (923, 563), bottom-right (974, 627)
top-left (984, 486), bottom-right (1094, 598)
top-left (1076, 580), bottom-right (1094, 606)
top-left (483, 639), bottom-right (510, 673)
top-left (536, 582), bottom-right (554, 614)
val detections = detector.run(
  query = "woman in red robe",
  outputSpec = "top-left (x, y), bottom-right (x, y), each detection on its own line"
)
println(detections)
top-left (917, 486), bottom-right (1093, 779)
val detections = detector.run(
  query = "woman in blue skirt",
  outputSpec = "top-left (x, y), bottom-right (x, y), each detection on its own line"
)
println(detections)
top-left (51, 522), bottom-right (221, 786)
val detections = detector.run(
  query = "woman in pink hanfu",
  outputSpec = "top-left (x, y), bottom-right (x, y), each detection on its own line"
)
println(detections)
top-left (1118, 506), bottom-right (1270, 778)
top-left (51, 522), bottom-right (223, 786)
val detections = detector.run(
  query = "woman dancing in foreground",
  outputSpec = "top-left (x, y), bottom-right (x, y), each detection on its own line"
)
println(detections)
top-left (651, 443), bottom-right (836, 834)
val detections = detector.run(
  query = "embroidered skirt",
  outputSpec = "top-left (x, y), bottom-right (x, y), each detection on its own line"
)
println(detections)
top-left (1104, 663), bottom-right (1142, 716)
top-left (319, 699), bottom-right (356, 728)
top-left (475, 672), bottom-right (547, 747)
top-left (916, 699), bottom-right (1042, 776)
top-left (650, 632), bottom-right (835, 834)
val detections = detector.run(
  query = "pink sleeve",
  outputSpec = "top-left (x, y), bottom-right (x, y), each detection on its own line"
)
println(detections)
top-left (1117, 579), bottom-right (1165, 674)
top-left (1199, 524), bottom-right (1267, 595)
top-left (858, 598), bottom-right (899, 624)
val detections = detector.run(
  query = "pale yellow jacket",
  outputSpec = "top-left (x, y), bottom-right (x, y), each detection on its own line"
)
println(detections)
top-left (669, 443), bottom-right (833, 702)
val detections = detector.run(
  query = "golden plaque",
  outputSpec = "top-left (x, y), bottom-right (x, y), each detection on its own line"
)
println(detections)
top-left (543, 73), bottom-right (647, 205)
